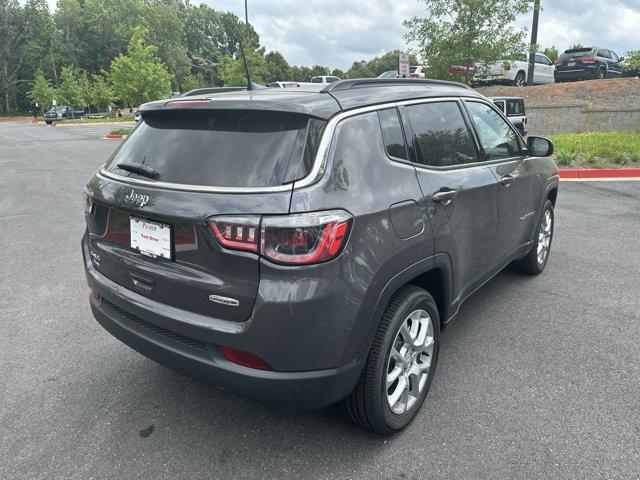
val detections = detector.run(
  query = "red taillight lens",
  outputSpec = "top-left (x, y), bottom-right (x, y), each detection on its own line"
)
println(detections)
top-left (220, 347), bottom-right (272, 370)
top-left (207, 216), bottom-right (260, 252)
top-left (581, 55), bottom-right (595, 63)
top-left (208, 210), bottom-right (352, 265)
top-left (260, 210), bottom-right (351, 265)
top-left (555, 58), bottom-right (563, 65)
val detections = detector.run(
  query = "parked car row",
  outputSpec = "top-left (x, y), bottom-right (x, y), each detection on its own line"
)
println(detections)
top-left (453, 46), bottom-right (628, 86)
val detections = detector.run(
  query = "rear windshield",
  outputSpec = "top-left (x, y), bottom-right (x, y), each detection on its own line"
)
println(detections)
top-left (105, 110), bottom-right (317, 188)
top-left (563, 48), bottom-right (593, 57)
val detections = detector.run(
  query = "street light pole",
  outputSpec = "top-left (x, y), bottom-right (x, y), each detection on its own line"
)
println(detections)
top-left (527, 0), bottom-right (540, 86)
top-left (244, 0), bottom-right (248, 25)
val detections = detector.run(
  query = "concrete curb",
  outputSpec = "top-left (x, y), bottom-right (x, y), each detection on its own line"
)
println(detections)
top-left (559, 167), bottom-right (640, 179)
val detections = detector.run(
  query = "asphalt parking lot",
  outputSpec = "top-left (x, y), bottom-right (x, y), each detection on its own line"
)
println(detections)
top-left (1, 120), bottom-right (639, 479)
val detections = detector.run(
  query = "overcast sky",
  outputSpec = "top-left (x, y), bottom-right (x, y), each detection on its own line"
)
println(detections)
top-left (204, 0), bottom-right (640, 69)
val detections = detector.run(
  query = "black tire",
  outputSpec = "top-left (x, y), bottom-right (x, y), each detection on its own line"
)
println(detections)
top-left (513, 71), bottom-right (526, 86)
top-left (514, 199), bottom-right (554, 275)
top-left (45, 120), bottom-right (52, 125)
top-left (342, 285), bottom-right (441, 435)
top-left (597, 68), bottom-right (607, 79)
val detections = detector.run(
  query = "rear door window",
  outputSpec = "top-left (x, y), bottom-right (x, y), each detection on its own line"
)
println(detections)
top-left (405, 101), bottom-right (478, 167)
top-left (377, 108), bottom-right (407, 160)
top-left (105, 110), bottom-right (315, 188)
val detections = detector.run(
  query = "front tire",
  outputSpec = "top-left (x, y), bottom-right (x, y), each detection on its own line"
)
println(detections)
top-left (597, 68), bottom-right (607, 79)
top-left (514, 71), bottom-right (526, 86)
top-left (343, 286), bottom-right (440, 435)
top-left (514, 199), bottom-right (554, 275)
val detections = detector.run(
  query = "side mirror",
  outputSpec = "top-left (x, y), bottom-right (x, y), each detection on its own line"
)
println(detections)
top-left (619, 57), bottom-right (625, 62)
top-left (527, 136), bottom-right (554, 157)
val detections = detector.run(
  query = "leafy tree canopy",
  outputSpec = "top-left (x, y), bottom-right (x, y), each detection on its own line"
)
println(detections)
top-left (110, 28), bottom-right (173, 107)
top-left (404, 0), bottom-right (531, 81)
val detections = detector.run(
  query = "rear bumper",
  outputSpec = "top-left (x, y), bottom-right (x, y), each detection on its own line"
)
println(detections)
top-left (90, 295), bottom-right (364, 408)
top-left (555, 67), bottom-right (598, 80)
top-left (82, 235), bottom-right (368, 408)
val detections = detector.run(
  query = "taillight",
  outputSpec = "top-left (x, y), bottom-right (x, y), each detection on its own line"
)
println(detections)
top-left (207, 216), bottom-right (260, 252)
top-left (207, 210), bottom-right (352, 265)
top-left (220, 347), bottom-right (272, 370)
top-left (261, 210), bottom-right (352, 265)
top-left (555, 58), bottom-right (563, 65)
top-left (83, 191), bottom-right (94, 215)
top-left (581, 56), bottom-right (596, 63)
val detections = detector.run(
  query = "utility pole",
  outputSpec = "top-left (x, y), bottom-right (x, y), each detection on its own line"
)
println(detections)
top-left (527, 0), bottom-right (540, 86)
top-left (244, 0), bottom-right (248, 25)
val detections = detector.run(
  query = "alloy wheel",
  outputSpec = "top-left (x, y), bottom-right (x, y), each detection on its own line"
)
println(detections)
top-left (537, 208), bottom-right (552, 265)
top-left (386, 309), bottom-right (434, 415)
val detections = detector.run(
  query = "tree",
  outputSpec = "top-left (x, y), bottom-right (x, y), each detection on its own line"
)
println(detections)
top-left (404, 0), bottom-right (531, 81)
top-left (110, 27), bottom-right (172, 107)
top-left (27, 70), bottom-right (55, 111)
top-left (623, 50), bottom-right (640, 74)
top-left (56, 66), bottom-right (85, 107)
top-left (542, 46), bottom-right (559, 62)
top-left (89, 73), bottom-right (114, 111)
top-left (264, 51), bottom-right (290, 83)
top-left (0, 0), bottom-right (27, 114)
top-left (569, 43), bottom-right (584, 50)
top-left (220, 49), bottom-right (269, 86)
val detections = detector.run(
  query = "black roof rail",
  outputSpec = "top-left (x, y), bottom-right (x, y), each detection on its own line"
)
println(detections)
top-left (321, 77), bottom-right (474, 93)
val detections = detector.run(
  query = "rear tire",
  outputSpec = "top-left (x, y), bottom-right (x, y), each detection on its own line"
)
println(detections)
top-left (513, 71), bottom-right (526, 86)
top-left (342, 286), bottom-right (440, 435)
top-left (514, 199), bottom-right (554, 275)
top-left (45, 120), bottom-right (52, 125)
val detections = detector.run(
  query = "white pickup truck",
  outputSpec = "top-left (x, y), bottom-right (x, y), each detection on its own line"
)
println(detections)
top-left (473, 53), bottom-right (555, 86)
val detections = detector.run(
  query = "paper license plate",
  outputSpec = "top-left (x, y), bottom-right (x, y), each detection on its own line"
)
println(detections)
top-left (130, 217), bottom-right (172, 259)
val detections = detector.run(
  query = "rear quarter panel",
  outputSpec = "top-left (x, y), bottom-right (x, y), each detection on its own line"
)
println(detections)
top-left (289, 110), bottom-right (435, 362)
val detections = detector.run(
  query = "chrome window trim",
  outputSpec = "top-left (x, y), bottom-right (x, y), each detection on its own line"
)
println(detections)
top-left (97, 169), bottom-right (293, 194)
top-left (294, 96), bottom-right (467, 189)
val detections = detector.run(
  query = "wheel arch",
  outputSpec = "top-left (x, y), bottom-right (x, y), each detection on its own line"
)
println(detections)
top-left (355, 254), bottom-right (453, 354)
top-left (547, 186), bottom-right (558, 206)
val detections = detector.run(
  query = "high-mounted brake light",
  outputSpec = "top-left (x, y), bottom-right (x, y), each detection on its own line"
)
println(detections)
top-left (165, 99), bottom-right (211, 109)
top-left (207, 210), bottom-right (352, 265)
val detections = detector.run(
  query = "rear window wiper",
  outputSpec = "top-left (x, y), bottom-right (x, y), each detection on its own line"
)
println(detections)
top-left (117, 162), bottom-right (161, 180)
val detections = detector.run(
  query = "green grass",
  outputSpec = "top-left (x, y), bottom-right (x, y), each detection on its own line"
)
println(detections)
top-left (550, 132), bottom-right (640, 168)
top-left (57, 115), bottom-right (134, 124)
top-left (109, 127), bottom-right (132, 136)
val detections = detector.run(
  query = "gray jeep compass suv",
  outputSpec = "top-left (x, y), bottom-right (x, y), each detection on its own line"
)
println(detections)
top-left (82, 79), bottom-right (559, 434)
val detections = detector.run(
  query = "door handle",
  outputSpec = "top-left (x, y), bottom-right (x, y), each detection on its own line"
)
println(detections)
top-left (500, 174), bottom-right (515, 186)
top-left (432, 188), bottom-right (458, 205)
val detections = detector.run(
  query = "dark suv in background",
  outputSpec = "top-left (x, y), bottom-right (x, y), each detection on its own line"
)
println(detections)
top-left (82, 79), bottom-right (559, 434)
top-left (555, 47), bottom-right (624, 81)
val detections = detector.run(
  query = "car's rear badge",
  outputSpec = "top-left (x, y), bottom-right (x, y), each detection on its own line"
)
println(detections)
top-left (209, 294), bottom-right (240, 307)
top-left (124, 188), bottom-right (149, 208)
